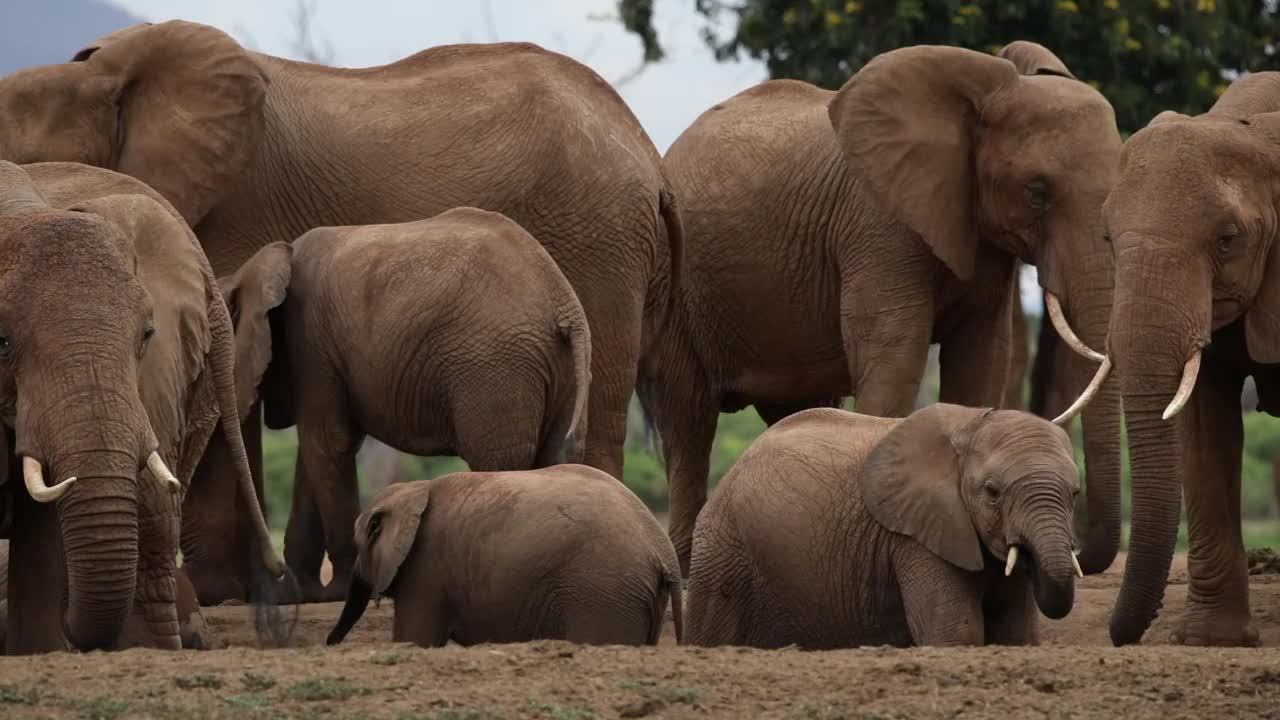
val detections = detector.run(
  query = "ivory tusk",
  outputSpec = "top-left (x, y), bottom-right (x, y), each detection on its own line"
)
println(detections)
top-left (1071, 552), bottom-right (1084, 579)
top-left (147, 452), bottom-right (182, 492)
top-left (1005, 546), bottom-right (1019, 576)
top-left (22, 457), bottom-right (75, 503)
top-left (1162, 351), bottom-right (1202, 421)
top-left (1052, 356), bottom-right (1112, 426)
top-left (1045, 293), bottom-right (1107, 363)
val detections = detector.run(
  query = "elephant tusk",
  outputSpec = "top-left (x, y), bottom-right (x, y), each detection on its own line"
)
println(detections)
top-left (1045, 293), bottom-right (1107, 364)
top-left (1052, 356), bottom-right (1112, 426)
top-left (22, 457), bottom-right (75, 503)
top-left (1005, 546), bottom-right (1019, 576)
top-left (1162, 351), bottom-right (1202, 421)
top-left (146, 452), bottom-right (182, 492)
top-left (1072, 552), bottom-right (1084, 579)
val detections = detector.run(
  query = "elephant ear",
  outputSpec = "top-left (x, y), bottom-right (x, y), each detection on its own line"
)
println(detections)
top-left (828, 46), bottom-right (1019, 281)
top-left (861, 403), bottom-right (993, 572)
top-left (997, 41), bottom-right (1075, 79)
top-left (70, 194), bottom-right (213, 450)
top-left (355, 481), bottom-right (432, 596)
top-left (73, 20), bottom-right (267, 226)
top-left (0, 162), bottom-right (49, 215)
top-left (218, 242), bottom-right (293, 425)
top-left (1241, 112), bottom-right (1280, 364)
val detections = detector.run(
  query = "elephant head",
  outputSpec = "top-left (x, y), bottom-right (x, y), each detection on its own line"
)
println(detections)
top-left (0, 161), bottom-right (282, 651)
top-left (0, 21), bottom-right (266, 227)
top-left (863, 404), bottom-right (1081, 619)
top-left (327, 480), bottom-right (433, 645)
top-left (827, 42), bottom-right (1123, 573)
top-left (1098, 72), bottom-right (1280, 646)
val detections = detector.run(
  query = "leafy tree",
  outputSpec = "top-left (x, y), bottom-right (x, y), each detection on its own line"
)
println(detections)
top-left (620, 0), bottom-right (1280, 133)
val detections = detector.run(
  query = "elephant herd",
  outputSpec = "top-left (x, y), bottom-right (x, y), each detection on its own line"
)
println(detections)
top-left (0, 18), bottom-right (1273, 654)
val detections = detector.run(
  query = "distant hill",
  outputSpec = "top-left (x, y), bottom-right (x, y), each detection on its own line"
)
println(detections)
top-left (2, 0), bottom-right (140, 75)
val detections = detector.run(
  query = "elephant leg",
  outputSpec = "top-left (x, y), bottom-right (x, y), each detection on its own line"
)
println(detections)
top-left (578, 283), bottom-right (644, 480)
top-left (754, 398), bottom-right (842, 427)
top-left (297, 420), bottom-right (365, 604)
top-left (281, 448), bottom-right (328, 604)
top-left (840, 274), bottom-right (932, 418)
top-left (1173, 362), bottom-right (1256, 646)
top-left (896, 546), bottom-right (985, 646)
top-left (175, 568), bottom-right (211, 649)
top-left (982, 579), bottom-right (1039, 646)
top-left (135, 486), bottom-right (182, 650)
top-left (648, 364), bottom-right (719, 577)
top-left (7, 493), bottom-right (67, 654)
top-left (938, 301), bottom-right (1015, 409)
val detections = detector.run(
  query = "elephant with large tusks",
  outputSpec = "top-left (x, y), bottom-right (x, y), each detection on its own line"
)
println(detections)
top-left (1095, 72), bottom-right (1280, 647)
top-left (0, 161), bottom-right (284, 654)
top-left (643, 41), bottom-right (1119, 576)
top-left (0, 19), bottom-right (682, 606)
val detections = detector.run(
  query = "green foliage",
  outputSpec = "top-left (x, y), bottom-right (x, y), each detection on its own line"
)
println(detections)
top-left (619, 0), bottom-right (1280, 133)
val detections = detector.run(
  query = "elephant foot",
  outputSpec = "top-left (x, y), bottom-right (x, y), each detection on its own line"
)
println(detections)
top-left (1170, 602), bottom-right (1259, 647)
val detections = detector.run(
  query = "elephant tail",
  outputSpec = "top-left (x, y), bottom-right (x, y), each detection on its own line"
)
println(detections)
top-left (652, 562), bottom-right (683, 645)
top-left (656, 182), bottom-right (685, 338)
top-left (327, 571), bottom-right (373, 646)
top-left (560, 309), bottom-right (592, 455)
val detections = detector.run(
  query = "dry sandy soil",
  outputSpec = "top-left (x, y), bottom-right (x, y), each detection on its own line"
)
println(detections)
top-left (1, 553), bottom-right (1279, 719)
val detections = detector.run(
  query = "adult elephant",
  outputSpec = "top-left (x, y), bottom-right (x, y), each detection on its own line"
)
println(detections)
top-left (644, 42), bottom-right (1119, 573)
top-left (0, 21), bottom-right (681, 603)
top-left (0, 161), bottom-right (283, 654)
top-left (1099, 72), bottom-right (1280, 647)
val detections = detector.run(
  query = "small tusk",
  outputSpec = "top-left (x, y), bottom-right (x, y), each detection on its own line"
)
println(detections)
top-left (1005, 546), bottom-right (1019, 576)
top-left (1045, 293), bottom-right (1107, 363)
top-left (146, 452), bottom-right (182, 492)
top-left (1052, 356), bottom-right (1112, 426)
top-left (22, 457), bottom-right (75, 503)
top-left (1162, 351), bottom-right (1202, 421)
top-left (1071, 552), bottom-right (1084, 579)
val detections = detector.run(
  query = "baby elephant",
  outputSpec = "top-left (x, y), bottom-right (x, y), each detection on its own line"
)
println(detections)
top-left (223, 208), bottom-right (591, 601)
top-left (326, 465), bottom-right (683, 647)
top-left (687, 404), bottom-right (1082, 648)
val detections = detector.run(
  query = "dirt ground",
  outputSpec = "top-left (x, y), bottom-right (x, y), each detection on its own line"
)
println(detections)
top-left (1, 553), bottom-right (1279, 719)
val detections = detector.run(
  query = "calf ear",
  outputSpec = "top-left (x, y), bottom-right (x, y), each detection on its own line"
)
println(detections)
top-left (355, 481), bottom-right (432, 596)
top-left (861, 404), bottom-right (992, 571)
top-left (218, 242), bottom-right (293, 424)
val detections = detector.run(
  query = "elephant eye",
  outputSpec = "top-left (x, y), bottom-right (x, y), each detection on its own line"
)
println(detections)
top-left (1217, 228), bottom-right (1238, 254)
top-left (982, 479), bottom-right (1001, 498)
top-left (143, 326), bottom-right (155, 341)
top-left (0, 336), bottom-right (10, 355)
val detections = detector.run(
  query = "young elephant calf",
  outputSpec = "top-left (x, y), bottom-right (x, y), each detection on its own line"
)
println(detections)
top-left (326, 465), bottom-right (683, 647)
top-left (222, 208), bottom-right (591, 601)
top-left (687, 404), bottom-right (1082, 648)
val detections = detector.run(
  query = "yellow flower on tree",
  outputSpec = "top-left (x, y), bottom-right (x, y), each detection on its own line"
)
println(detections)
top-left (957, 5), bottom-right (982, 16)
top-left (1124, 37), bottom-right (1142, 50)
top-left (1056, 0), bottom-right (1079, 11)
top-left (1115, 17), bottom-right (1130, 35)
top-left (1214, 84), bottom-right (1229, 97)
top-left (782, 7), bottom-right (799, 25)
top-left (845, 0), bottom-right (862, 13)
top-left (1155, 0), bottom-right (1170, 9)
top-left (1104, 0), bottom-right (1119, 8)
top-left (1196, 0), bottom-right (1215, 11)
top-left (824, 9), bottom-right (843, 26)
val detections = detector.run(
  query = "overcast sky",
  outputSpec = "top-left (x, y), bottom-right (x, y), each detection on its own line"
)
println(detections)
top-left (108, 0), bottom-right (1042, 308)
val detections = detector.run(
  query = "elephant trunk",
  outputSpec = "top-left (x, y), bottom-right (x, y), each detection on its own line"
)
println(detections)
top-left (1071, 287), bottom-right (1123, 576)
top-left (55, 453), bottom-right (141, 652)
top-left (1107, 246), bottom-right (1207, 645)
top-left (1010, 492), bottom-right (1078, 620)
